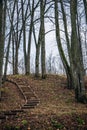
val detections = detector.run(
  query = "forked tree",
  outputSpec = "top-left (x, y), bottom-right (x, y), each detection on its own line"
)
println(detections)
top-left (54, 0), bottom-right (87, 103)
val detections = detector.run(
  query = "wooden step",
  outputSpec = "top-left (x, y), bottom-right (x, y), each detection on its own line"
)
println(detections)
top-left (4, 111), bottom-right (16, 116)
top-left (27, 97), bottom-right (38, 101)
top-left (21, 105), bottom-right (35, 109)
top-left (0, 115), bottom-right (6, 120)
top-left (23, 102), bottom-right (37, 107)
top-left (27, 99), bottom-right (40, 104)
top-left (27, 102), bottom-right (38, 106)
top-left (11, 109), bottom-right (24, 113)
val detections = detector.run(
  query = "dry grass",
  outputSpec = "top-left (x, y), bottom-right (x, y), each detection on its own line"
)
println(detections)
top-left (1, 74), bottom-right (87, 130)
top-left (1, 74), bottom-right (87, 115)
top-left (20, 74), bottom-right (87, 116)
top-left (0, 82), bottom-right (25, 111)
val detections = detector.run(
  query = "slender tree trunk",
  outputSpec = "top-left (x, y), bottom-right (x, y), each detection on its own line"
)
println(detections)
top-left (33, 24), bottom-right (41, 77)
top-left (54, 0), bottom-right (73, 89)
top-left (40, 0), bottom-right (46, 79)
top-left (14, 0), bottom-right (19, 74)
top-left (26, 0), bottom-right (34, 75)
top-left (35, 44), bottom-right (40, 77)
top-left (15, 43), bottom-right (18, 74)
top-left (77, 13), bottom-right (85, 75)
top-left (3, 0), bottom-right (16, 81)
top-left (60, 0), bottom-right (74, 89)
top-left (0, 0), bottom-right (4, 99)
top-left (12, 31), bottom-right (15, 74)
top-left (83, 0), bottom-right (87, 23)
top-left (21, 0), bottom-right (27, 74)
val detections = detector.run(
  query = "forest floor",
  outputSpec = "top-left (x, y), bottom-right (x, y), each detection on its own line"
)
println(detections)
top-left (0, 74), bottom-right (87, 130)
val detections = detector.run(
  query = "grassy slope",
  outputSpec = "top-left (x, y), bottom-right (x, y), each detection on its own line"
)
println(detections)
top-left (26, 74), bottom-right (87, 115)
top-left (0, 74), bottom-right (87, 129)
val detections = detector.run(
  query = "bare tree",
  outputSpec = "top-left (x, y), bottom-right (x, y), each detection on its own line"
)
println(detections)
top-left (83, 0), bottom-right (87, 23)
top-left (0, 0), bottom-right (4, 99)
top-left (40, 0), bottom-right (46, 79)
top-left (54, 0), bottom-right (87, 103)
top-left (33, 24), bottom-right (41, 77)
top-left (70, 0), bottom-right (86, 103)
top-left (3, 0), bottom-right (16, 81)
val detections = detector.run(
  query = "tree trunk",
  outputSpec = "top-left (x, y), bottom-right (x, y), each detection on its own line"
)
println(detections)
top-left (0, 0), bottom-right (4, 99)
top-left (54, 0), bottom-right (73, 89)
top-left (60, 0), bottom-right (74, 89)
top-left (33, 19), bottom-right (41, 78)
top-left (83, 0), bottom-right (87, 23)
top-left (70, 0), bottom-right (87, 103)
top-left (21, 0), bottom-right (27, 74)
top-left (14, 1), bottom-right (19, 75)
top-left (40, 0), bottom-right (46, 79)
top-left (14, 44), bottom-right (18, 74)
top-left (26, 0), bottom-right (34, 75)
top-left (35, 44), bottom-right (40, 77)
top-left (3, 0), bottom-right (16, 81)
top-left (12, 32), bottom-right (15, 75)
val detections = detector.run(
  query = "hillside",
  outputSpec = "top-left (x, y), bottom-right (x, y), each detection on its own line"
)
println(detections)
top-left (0, 75), bottom-right (87, 130)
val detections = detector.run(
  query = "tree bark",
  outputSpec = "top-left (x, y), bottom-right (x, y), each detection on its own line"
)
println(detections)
top-left (54, 0), bottom-right (73, 89)
top-left (0, 0), bottom-right (4, 99)
top-left (60, 0), bottom-right (74, 89)
top-left (3, 0), bottom-right (16, 81)
top-left (26, 0), bottom-right (34, 75)
top-left (21, 0), bottom-right (27, 74)
top-left (83, 0), bottom-right (87, 23)
top-left (40, 0), bottom-right (46, 79)
top-left (33, 19), bottom-right (41, 77)
top-left (70, 0), bottom-right (87, 103)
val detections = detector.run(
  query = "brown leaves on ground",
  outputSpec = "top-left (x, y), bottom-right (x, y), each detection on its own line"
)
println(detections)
top-left (0, 74), bottom-right (87, 130)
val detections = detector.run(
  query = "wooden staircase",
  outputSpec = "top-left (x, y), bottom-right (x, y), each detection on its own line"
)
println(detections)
top-left (13, 78), bottom-right (40, 110)
top-left (0, 77), bottom-right (40, 123)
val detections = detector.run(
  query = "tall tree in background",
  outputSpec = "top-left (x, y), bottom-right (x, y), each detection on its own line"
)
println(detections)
top-left (33, 24), bottom-right (41, 77)
top-left (21, 0), bottom-right (27, 74)
top-left (3, 0), bottom-right (16, 81)
top-left (60, 0), bottom-right (74, 89)
top-left (54, 0), bottom-right (73, 89)
top-left (40, 0), bottom-right (46, 79)
top-left (54, 0), bottom-right (87, 103)
top-left (83, 0), bottom-right (87, 23)
top-left (21, 0), bottom-right (38, 75)
top-left (14, 0), bottom-right (20, 74)
top-left (70, 0), bottom-right (87, 103)
top-left (26, 0), bottom-right (35, 75)
top-left (0, 0), bottom-right (4, 99)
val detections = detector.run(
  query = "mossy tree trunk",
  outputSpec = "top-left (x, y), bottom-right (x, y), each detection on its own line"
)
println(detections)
top-left (54, 0), bottom-right (73, 89)
top-left (54, 0), bottom-right (87, 103)
top-left (70, 0), bottom-right (87, 103)
top-left (60, 0), bottom-right (74, 89)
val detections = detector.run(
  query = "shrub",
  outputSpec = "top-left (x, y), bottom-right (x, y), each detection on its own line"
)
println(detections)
top-left (77, 117), bottom-right (85, 125)
top-left (51, 119), bottom-right (64, 129)
top-left (21, 119), bottom-right (28, 126)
